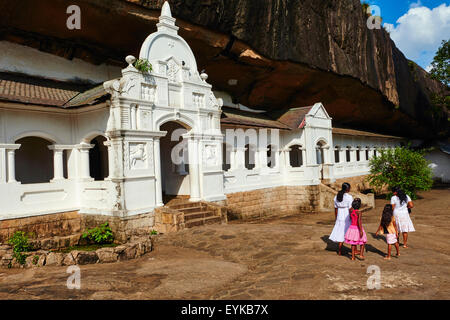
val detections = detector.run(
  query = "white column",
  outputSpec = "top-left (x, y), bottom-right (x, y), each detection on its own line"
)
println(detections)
top-left (274, 148), bottom-right (280, 169)
top-left (130, 104), bottom-right (137, 130)
top-left (350, 147), bottom-right (357, 163)
top-left (78, 143), bottom-right (94, 180)
top-left (187, 136), bottom-right (201, 202)
top-left (235, 147), bottom-right (246, 169)
top-left (154, 138), bottom-right (164, 207)
top-left (7, 150), bottom-right (16, 183)
top-left (2, 144), bottom-right (21, 183)
top-left (229, 148), bottom-right (237, 171)
top-left (284, 148), bottom-right (291, 168)
top-left (0, 148), bottom-right (5, 184)
top-left (104, 141), bottom-right (113, 179)
top-left (259, 147), bottom-right (268, 169)
top-left (254, 148), bottom-right (261, 169)
top-left (48, 146), bottom-right (66, 181)
top-left (323, 146), bottom-right (330, 164)
top-left (361, 147), bottom-right (368, 161)
top-left (301, 148), bottom-right (306, 167)
top-left (339, 148), bottom-right (346, 164)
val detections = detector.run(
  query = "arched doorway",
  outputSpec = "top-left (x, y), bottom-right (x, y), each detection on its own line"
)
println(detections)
top-left (160, 121), bottom-right (191, 202)
top-left (89, 136), bottom-right (109, 181)
top-left (316, 141), bottom-right (327, 180)
top-left (15, 136), bottom-right (54, 184)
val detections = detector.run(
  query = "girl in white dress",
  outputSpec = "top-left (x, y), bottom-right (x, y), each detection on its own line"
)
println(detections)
top-left (391, 187), bottom-right (415, 248)
top-left (329, 183), bottom-right (353, 255)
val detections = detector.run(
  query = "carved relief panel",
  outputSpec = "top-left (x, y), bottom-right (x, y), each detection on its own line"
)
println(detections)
top-left (125, 142), bottom-right (153, 171)
top-left (141, 84), bottom-right (157, 103)
top-left (203, 144), bottom-right (219, 167)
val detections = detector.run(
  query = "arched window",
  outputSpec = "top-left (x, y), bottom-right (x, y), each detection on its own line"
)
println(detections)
top-left (245, 144), bottom-right (256, 170)
top-left (267, 145), bottom-right (276, 168)
top-left (316, 141), bottom-right (326, 165)
top-left (374, 149), bottom-right (378, 158)
top-left (346, 146), bottom-right (351, 162)
top-left (89, 136), bottom-right (109, 181)
top-left (365, 147), bottom-right (370, 160)
top-left (334, 146), bottom-right (340, 163)
top-left (356, 147), bottom-right (361, 162)
top-left (289, 145), bottom-right (303, 167)
top-left (15, 137), bottom-right (54, 184)
top-left (222, 143), bottom-right (231, 172)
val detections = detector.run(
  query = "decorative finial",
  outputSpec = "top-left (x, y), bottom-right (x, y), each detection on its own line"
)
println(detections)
top-left (161, 1), bottom-right (172, 18)
top-left (126, 55), bottom-right (136, 66)
top-left (200, 72), bottom-right (208, 82)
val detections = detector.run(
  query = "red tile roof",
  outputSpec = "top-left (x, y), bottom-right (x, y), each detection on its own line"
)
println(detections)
top-left (276, 106), bottom-right (313, 129)
top-left (221, 107), bottom-right (291, 130)
top-left (0, 72), bottom-right (107, 107)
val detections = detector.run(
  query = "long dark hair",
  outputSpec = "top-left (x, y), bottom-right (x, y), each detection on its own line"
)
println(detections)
top-left (337, 183), bottom-right (351, 202)
top-left (381, 204), bottom-right (394, 228)
top-left (392, 186), bottom-right (407, 205)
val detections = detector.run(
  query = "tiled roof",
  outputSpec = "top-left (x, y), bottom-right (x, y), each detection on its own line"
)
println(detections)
top-left (221, 107), bottom-right (291, 130)
top-left (276, 106), bottom-right (313, 129)
top-left (0, 72), bottom-right (107, 107)
top-left (332, 127), bottom-right (403, 139)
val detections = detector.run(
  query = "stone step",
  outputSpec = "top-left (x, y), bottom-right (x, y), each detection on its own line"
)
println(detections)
top-left (185, 215), bottom-right (222, 229)
top-left (181, 206), bottom-right (209, 214)
top-left (169, 202), bottom-right (203, 211)
top-left (184, 210), bottom-right (215, 222)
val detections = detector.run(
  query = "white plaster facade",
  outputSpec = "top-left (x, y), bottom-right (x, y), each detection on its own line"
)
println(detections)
top-left (0, 2), bottom-right (402, 221)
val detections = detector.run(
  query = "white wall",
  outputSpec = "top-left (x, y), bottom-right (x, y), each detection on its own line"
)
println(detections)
top-left (425, 150), bottom-right (450, 183)
top-left (0, 41), bottom-right (121, 84)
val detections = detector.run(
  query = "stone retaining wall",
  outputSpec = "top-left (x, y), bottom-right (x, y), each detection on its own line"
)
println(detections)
top-left (0, 236), bottom-right (154, 269)
top-left (226, 185), bottom-right (320, 220)
top-left (0, 211), bottom-right (155, 244)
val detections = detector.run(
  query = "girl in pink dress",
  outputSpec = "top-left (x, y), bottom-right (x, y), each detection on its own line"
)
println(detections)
top-left (344, 198), bottom-right (367, 260)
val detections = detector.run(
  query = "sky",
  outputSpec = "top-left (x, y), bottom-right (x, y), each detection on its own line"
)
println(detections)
top-left (362, 0), bottom-right (450, 70)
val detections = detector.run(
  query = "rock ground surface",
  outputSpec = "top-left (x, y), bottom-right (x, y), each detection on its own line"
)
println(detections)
top-left (0, 188), bottom-right (448, 300)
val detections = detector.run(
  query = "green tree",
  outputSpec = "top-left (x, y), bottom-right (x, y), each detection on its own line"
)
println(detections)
top-left (367, 147), bottom-right (433, 199)
top-left (430, 39), bottom-right (450, 87)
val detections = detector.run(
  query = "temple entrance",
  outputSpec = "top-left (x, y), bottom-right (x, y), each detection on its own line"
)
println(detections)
top-left (160, 121), bottom-right (191, 202)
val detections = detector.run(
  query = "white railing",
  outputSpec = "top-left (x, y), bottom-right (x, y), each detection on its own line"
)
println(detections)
top-left (0, 180), bottom-right (78, 220)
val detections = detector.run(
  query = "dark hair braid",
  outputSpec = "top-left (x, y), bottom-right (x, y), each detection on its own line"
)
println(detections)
top-left (337, 183), bottom-right (351, 202)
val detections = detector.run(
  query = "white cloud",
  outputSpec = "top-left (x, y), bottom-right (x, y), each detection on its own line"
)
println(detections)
top-left (409, 1), bottom-right (422, 9)
top-left (384, 4), bottom-right (450, 68)
top-left (425, 64), bottom-right (433, 72)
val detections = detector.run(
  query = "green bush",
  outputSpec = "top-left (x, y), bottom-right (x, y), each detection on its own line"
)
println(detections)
top-left (367, 147), bottom-right (433, 199)
top-left (8, 231), bottom-right (31, 265)
top-left (133, 58), bottom-right (153, 73)
top-left (82, 223), bottom-right (114, 244)
top-left (150, 230), bottom-right (158, 236)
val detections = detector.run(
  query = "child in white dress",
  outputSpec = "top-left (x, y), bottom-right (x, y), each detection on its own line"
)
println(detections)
top-left (391, 187), bottom-right (415, 248)
top-left (329, 183), bottom-right (353, 255)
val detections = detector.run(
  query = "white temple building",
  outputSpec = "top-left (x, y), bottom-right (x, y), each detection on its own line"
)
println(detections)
top-left (0, 3), bottom-right (403, 236)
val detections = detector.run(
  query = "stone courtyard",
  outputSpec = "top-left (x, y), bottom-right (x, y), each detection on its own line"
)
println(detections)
top-left (0, 188), bottom-right (448, 300)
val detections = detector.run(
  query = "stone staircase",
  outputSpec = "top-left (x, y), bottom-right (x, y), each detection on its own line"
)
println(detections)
top-left (168, 202), bottom-right (223, 229)
top-left (155, 197), bottom-right (227, 234)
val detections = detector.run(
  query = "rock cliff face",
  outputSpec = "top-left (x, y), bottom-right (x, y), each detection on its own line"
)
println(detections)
top-left (1, 0), bottom-right (447, 138)
top-left (163, 0), bottom-right (448, 138)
